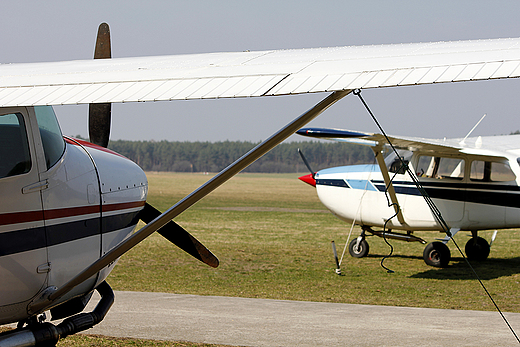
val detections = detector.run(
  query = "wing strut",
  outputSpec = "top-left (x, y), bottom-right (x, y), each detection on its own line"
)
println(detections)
top-left (28, 89), bottom-right (352, 314)
top-left (372, 146), bottom-right (406, 225)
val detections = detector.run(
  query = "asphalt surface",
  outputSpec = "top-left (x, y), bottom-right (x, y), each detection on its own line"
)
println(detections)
top-left (83, 291), bottom-right (520, 346)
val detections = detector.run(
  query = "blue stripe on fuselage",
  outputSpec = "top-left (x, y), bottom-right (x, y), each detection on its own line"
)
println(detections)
top-left (0, 211), bottom-right (140, 257)
top-left (316, 164), bottom-right (380, 176)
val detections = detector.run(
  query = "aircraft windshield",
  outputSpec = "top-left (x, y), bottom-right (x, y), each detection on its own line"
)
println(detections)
top-left (35, 106), bottom-right (65, 170)
top-left (385, 150), bottom-right (412, 174)
top-left (0, 113), bottom-right (31, 179)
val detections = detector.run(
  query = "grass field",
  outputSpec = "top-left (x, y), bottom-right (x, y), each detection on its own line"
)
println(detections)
top-left (106, 172), bottom-right (520, 312)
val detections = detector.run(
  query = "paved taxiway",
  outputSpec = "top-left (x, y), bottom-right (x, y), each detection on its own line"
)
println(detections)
top-left (82, 291), bottom-right (520, 346)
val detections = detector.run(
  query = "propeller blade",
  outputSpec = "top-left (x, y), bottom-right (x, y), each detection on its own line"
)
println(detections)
top-left (139, 203), bottom-right (219, 268)
top-left (89, 103), bottom-right (111, 147)
top-left (93, 22), bottom-right (111, 59)
top-left (297, 148), bottom-right (315, 178)
top-left (89, 23), bottom-right (112, 148)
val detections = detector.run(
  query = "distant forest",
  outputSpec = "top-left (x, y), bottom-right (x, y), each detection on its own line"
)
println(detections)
top-left (107, 140), bottom-right (375, 173)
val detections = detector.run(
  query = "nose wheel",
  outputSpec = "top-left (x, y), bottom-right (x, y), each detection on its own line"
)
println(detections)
top-left (349, 238), bottom-right (370, 258)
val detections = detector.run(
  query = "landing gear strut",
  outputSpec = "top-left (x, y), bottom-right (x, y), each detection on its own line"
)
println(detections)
top-left (348, 226), bottom-right (427, 259)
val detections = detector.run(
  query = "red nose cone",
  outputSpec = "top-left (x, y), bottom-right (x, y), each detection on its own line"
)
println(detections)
top-left (298, 173), bottom-right (316, 187)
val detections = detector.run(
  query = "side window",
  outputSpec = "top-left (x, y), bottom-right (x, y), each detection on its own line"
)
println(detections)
top-left (0, 113), bottom-right (31, 179)
top-left (417, 155), bottom-right (464, 180)
top-left (34, 106), bottom-right (65, 170)
top-left (471, 160), bottom-right (516, 182)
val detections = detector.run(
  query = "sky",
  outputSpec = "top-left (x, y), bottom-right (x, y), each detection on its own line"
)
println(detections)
top-left (1, 1), bottom-right (520, 142)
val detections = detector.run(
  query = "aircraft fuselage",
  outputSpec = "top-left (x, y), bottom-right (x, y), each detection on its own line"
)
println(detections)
top-left (0, 106), bottom-right (147, 325)
top-left (313, 149), bottom-right (520, 232)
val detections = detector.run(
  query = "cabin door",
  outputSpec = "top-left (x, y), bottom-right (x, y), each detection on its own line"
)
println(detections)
top-left (0, 108), bottom-right (48, 305)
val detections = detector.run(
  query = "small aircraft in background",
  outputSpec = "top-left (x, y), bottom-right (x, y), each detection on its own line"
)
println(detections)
top-left (297, 126), bottom-right (520, 267)
top-left (1, 22), bottom-right (520, 346)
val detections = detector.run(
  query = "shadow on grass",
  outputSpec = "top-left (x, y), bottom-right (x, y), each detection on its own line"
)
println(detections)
top-left (410, 257), bottom-right (520, 280)
top-left (363, 253), bottom-right (520, 280)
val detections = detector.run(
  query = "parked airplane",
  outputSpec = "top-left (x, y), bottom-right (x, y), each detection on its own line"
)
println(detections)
top-left (1, 22), bottom-right (520, 346)
top-left (297, 126), bottom-right (520, 267)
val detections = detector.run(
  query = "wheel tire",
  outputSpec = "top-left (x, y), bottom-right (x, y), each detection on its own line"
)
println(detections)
top-left (349, 239), bottom-right (369, 258)
top-left (423, 242), bottom-right (451, 267)
top-left (465, 236), bottom-right (490, 261)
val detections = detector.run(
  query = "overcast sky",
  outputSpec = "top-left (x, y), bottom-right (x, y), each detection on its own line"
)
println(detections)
top-left (1, 1), bottom-right (520, 142)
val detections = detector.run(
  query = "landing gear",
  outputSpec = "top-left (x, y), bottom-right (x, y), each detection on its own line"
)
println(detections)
top-left (465, 235), bottom-right (490, 261)
top-left (423, 242), bottom-right (451, 267)
top-left (348, 226), bottom-right (427, 259)
top-left (349, 238), bottom-right (370, 258)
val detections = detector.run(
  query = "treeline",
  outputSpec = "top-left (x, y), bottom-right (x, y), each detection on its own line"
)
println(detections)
top-left (107, 140), bottom-right (374, 173)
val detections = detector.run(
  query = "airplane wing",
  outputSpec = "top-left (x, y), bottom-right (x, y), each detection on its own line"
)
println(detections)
top-left (1, 37), bottom-right (520, 107)
top-left (297, 127), bottom-right (462, 152)
top-left (297, 127), bottom-right (520, 159)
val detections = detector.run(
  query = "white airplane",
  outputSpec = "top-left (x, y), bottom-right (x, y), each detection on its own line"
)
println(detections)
top-left (297, 126), bottom-right (520, 268)
top-left (1, 22), bottom-right (520, 346)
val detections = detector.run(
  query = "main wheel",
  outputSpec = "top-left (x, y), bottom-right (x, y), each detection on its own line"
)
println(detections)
top-left (349, 239), bottom-right (369, 258)
top-left (423, 242), bottom-right (451, 267)
top-left (465, 236), bottom-right (490, 261)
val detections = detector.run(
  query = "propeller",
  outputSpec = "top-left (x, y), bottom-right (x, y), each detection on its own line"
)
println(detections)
top-left (87, 23), bottom-right (218, 268)
top-left (139, 203), bottom-right (219, 268)
top-left (297, 148), bottom-right (317, 187)
top-left (297, 148), bottom-right (315, 178)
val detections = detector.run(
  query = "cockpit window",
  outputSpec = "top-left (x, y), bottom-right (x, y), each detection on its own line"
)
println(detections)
top-left (471, 160), bottom-right (516, 182)
top-left (34, 106), bottom-right (65, 170)
top-left (417, 155), bottom-right (464, 180)
top-left (385, 150), bottom-right (412, 174)
top-left (0, 113), bottom-right (31, 179)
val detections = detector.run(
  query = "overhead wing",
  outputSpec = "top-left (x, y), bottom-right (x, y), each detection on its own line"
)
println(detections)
top-left (1, 37), bottom-right (520, 106)
top-left (297, 127), bottom-right (520, 159)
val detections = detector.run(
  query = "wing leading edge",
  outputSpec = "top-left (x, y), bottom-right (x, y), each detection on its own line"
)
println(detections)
top-left (1, 37), bottom-right (520, 107)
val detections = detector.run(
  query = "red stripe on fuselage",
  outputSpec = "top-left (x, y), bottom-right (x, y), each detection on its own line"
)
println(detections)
top-left (0, 201), bottom-right (145, 226)
top-left (0, 210), bottom-right (45, 225)
top-left (64, 137), bottom-right (127, 159)
top-left (44, 205), bottom-right (100, 220)
top-left (102, 201), bottom-right (146, 213)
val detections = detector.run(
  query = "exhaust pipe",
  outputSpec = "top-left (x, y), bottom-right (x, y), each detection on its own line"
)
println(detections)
top-left (0, 281), bottom-right (114, 347)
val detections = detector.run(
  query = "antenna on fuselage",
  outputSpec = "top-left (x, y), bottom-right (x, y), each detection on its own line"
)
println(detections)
top-left (459, 113), bottom-right (486, 146)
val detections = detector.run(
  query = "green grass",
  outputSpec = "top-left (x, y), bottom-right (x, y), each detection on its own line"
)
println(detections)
top-left (106, 172), bottom-right (520, 313)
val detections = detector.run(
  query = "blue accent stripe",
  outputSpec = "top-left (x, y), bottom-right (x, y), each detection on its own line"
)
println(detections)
top-left (318, 164), bottom-right (379, 175)
top-left (346, 179), bottom-right (378, 191)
